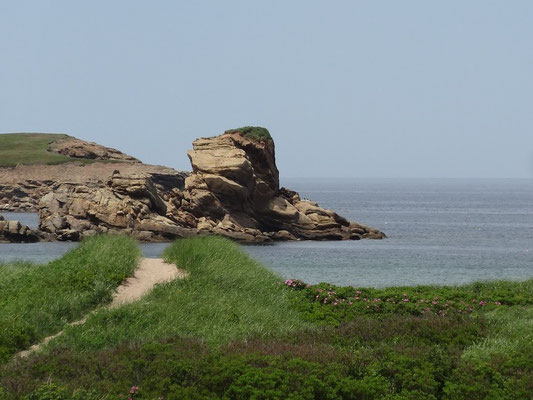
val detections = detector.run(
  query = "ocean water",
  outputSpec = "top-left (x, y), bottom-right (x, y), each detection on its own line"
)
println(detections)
top-left (1, 178), bottom-right (532, 287)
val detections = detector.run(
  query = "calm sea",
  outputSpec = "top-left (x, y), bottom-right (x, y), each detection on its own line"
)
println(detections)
top-left (1, 178), bottom-right (532, 287)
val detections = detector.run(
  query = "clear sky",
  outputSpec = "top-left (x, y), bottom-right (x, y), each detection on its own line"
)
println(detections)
top-left (1, 1), bottom-right (532, 178)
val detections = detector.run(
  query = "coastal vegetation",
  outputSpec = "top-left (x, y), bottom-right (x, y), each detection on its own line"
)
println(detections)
top-left (224, 126), bottom-right (272, 141)
top-left (0, 236), bottom-right (531, 399)
top-left (46, 236), bottom-right (305, 351)
top-left (0, 235), bottom-right (139, 362)
top-left (0, 133), bottom-right (76, 167)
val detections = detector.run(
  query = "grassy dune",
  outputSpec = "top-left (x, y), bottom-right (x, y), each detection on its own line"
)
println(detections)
top-left (0, 235), bottom-right (140, 362)
top-left (0, 236), bottom-right (531, 399)
top-left (48, 236), bottom-right (306, 351)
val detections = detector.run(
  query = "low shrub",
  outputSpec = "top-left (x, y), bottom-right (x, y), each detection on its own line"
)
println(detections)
top-left (286, 279), bottom-right (533, 325)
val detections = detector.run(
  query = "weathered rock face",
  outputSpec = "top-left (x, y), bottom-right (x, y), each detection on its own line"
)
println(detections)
top-left (36, 130), bottom-right (385, 242)
top-left (0, 181), bottom-right (54, 212)
top-left (0, 214), bottom-right (44, 243)
top-left (48, 137), bottom-right (140, 162)
top-left (0, 163), bottom-right (187, 212)
top-left (39, 173), bottom-right (195, 242)
top-left (173, 132), bottom-right (385, 241)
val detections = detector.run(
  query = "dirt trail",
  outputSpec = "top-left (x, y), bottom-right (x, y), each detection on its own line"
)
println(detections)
top-left (17, 258), bottom-right (186, 358)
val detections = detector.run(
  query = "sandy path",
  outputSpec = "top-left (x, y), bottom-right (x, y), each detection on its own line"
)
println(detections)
top-left (17, 258), bottom-right (186, 358)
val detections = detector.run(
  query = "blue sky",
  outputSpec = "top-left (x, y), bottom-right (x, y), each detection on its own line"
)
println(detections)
top-left (1, 1), bottom-right (532, 178)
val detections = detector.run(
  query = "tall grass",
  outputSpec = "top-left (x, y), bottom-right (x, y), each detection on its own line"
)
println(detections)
top-left (0, 235), bottom-right (140, 361)
top-left (50, 236), bottom-right (306, 351)
top-left (461, 305), bottom-right (533, 361)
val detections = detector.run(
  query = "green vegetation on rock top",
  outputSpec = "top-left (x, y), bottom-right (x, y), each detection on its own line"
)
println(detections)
top-left (224, 126), bottom-right (272, 141)
top-left (0, 133), bottom-right (85, 167)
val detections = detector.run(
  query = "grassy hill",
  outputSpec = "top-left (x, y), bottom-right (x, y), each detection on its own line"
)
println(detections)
top-left (0, 133), bottom-right (83, 167)
top-left (0, 132), bottom-right (125, 167)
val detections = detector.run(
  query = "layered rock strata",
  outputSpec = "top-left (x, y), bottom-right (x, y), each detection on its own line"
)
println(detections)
top-left (39, 173), bottom-right (195, 242)
top-left (38, 131), bottom-right (385, 242)
top-left (173, 133), bottom-right (384, 241)
top-left (0, 163), bottom-right (187, 212)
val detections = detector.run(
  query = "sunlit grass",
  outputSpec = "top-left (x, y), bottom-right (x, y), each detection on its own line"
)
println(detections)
top-left (50, 236), bottom-right (306, 351)
top-left (0, 235), bottom-right (140, 361)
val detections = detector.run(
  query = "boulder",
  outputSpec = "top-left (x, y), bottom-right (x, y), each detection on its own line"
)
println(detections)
top-left (0, 214), bottom-right (43, 243)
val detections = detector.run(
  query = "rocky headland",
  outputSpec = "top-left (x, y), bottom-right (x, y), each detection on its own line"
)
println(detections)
top-left (1, 128), bottom-right (385, 242)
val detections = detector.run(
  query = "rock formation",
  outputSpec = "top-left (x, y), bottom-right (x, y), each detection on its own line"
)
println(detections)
top-left (48, 137), bottom-right (140, 162)
top-left (0, 163), bottom-right (187, 212)
top-left (0, 214), bottom-right (43, 243)
top-left (39, 174), bottom-right (195, 241)
top-left (37, 129), bottom-right (385, 242)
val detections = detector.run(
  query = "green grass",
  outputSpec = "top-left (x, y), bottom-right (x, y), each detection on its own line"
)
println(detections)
top-left (0, 133), bottom-right (102, 167)
top-left (47, 236), bottom-right (305, 352)
top-left (224, 126), bottom-right (272, 141)
top-left (461, 305), bottom-right (533, 361)
top-left (0, 236), bottom-right (532, 399)
top-left (0, 235), bottom-right (140, 362)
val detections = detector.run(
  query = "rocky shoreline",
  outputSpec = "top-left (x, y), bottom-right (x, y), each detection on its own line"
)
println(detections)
top-left (0, 214), bottom-right (49, 243)
top-left (1, 129), bottom-right (385, 243)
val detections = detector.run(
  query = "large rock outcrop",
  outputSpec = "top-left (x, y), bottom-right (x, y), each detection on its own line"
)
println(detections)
top-left (0, 163), bottom-right (187, 212)
top-left (38, 129), bottom-right (385, 242)
top-left (39, 173), bottom-right (195, 242)
top-left (172, 132), bottom-right (384, 241)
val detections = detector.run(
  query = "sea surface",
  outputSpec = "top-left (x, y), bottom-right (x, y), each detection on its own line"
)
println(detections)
top-left (1, 178), bottom-right (532, 287)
